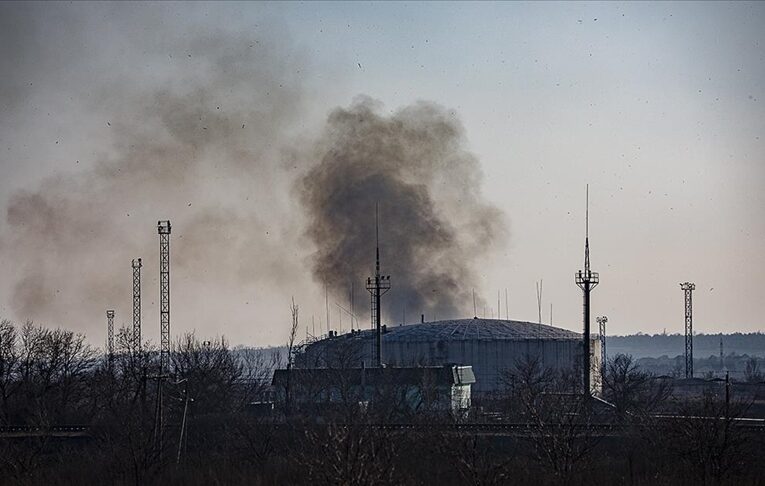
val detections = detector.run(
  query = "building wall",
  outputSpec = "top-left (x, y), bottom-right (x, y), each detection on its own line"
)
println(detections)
top-left (303, 335), bottom-right (601, 395)
top-left (382, 338), bottom-right (591, 394)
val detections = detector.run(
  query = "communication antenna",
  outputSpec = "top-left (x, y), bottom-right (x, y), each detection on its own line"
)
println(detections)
top-left (680, 282), bottom-right (696, 378)
top-left (536, 280), bottom-right (543, 324)
top-left (575, 185), bottom-right (599, 397)
top-left (325, 282), bottom-right (330, 333)
top-left (366, 203), bottom-right (391, 367)
top-left (132, 258), bottom-right (142, 353)
top-left (106, 310), bottom-right (115, 366)
top-left (350, 282), bottom-right (355, 331)
top-left (472, 289), bottom-right (477, 318)
top-left (505, 288), bottom-right (509, 320)
top-left (550, 303), bottom-right (553, 326)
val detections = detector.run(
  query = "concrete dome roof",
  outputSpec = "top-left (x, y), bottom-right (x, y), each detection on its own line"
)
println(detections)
top-left (347, 318), bottom-right (582, 342)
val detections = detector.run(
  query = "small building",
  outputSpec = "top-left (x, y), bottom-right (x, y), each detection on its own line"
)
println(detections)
top-left (271, 364), bottom-right (476, 418)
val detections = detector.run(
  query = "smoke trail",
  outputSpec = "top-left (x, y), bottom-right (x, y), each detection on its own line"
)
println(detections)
top-left (299, 97), bottom-right (506, 323)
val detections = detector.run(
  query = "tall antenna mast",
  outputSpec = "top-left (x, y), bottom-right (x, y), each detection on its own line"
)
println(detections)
top-left (575, 185), bottom-right (599, 397)
top-left (155, 220), bottom-right (171, 456)
top-left (325, 282), bottom-right (330, 334)
top-left (350, 281), bottom-right (354, 331)
top-left (366, 203), bottom-right (391, 367)
top-left (106, 310), bottom-right (115, 366)
top-left (680, 282), bottom-right (696, 378)
top-left (505, 288), bottom-right (508, 320)
top-left (157, 221), bottom-right (171, 372)
top-left (585, 185), bottom-right (590, 271)
top-left (132, 258), bottom-right (142, 353)
top-left (472, 289), bottom-right (477, 318)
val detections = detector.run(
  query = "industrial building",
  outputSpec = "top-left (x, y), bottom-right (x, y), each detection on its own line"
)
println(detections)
top-left (272, 364), bottom-right (476, 416)
top-left (297, 318), bottom-right (601, 395)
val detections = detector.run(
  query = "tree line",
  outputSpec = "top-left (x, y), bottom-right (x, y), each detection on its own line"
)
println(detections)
top-left (0, 317), bottom-right (763, 485)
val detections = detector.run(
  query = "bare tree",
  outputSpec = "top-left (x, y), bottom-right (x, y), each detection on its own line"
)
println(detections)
top-left (0, 319), bottom-right (19, 424)
top-left (171, 333), bottom-right (244, 414)
top-left (283, 297), bottom-right (300, 418)
top-left (502, 355), bottom-right (601, 482)
top-left (657, 388), bottom-right (751, 485)
top-left (442, 433), bottom-right (513, 486)
top-left (744, 357), bottom-right (762, 383)
top-left (602, 353), bottom-right (673, 419)
top-left (298, 419), bottom-right (397, 485)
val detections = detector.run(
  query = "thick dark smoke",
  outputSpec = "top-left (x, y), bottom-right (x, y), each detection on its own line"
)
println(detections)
top-left (0, 4), bottom-right (506, 345)
top-left (300, 98), bottom-right (505, 323)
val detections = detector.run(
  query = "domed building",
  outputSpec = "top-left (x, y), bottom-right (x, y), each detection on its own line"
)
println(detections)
top-left (297, 318), bottom-right (601, 395)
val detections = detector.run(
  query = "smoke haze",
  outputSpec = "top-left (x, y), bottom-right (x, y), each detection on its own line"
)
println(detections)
top-left (0, 3), bottom-right (314, 345)
top-left (0, 3), bottom-right (505, 345)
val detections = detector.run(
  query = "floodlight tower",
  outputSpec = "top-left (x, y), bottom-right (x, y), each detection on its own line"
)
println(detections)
top-left (366, 205), bottom-right (391, 368)
top-left (597, 316), bottom-right (608, 371)
top-left (106, 310), bottom-right (115, 365)
top-left (132, 258), bottom-right (142, 353)
top-left (158, 221), bottom-right (171, 373)
top-left (154, 221), bottom-right (171, 457)
top-left (680, 282), bottom-right (696, 378)
top-left (575, 186), bottom-right (599, 397)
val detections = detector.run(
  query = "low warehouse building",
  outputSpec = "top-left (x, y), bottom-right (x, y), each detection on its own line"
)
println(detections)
top-left (272, 364), bottom-right (476, 417)
top-left (298, 318), bottom-right (601, 395)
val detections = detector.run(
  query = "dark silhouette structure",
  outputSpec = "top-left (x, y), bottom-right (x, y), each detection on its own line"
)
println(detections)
top-left (366, 207), bottom-right (390, 367)
top-left (681, 281), bottom-right (696, 378)
top-left (132, 258), bottom-right (142, 353)
top-left (575, 186), bottom-right (599, 396)
top-left (106, 310), bottom-right (115, 365)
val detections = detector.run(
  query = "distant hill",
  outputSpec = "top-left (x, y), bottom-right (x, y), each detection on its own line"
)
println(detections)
top-left (606, 332), bottom-right (765, 359)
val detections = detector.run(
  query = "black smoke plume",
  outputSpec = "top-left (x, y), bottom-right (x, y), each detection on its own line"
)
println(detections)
top-left (300, 98), bottom-right (506, 323)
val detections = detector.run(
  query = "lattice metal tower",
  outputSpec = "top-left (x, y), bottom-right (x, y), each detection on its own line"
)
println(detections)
top-left (680, 282), bottom-right (695, 378)
top-left (575, 186), bottom-right (599, 397)
top-left (106, 310), bottom-right (115, 365)
top-left (597, 316), bottom-right (608, 371)
top-left (720, 337), bottom-right (725, 371)
top-left (132, 258), bottom-right (142, 353)
top-left (158, 221), bottom-right (171, 373)
top-left (366, 206), bottom-right (391, 367)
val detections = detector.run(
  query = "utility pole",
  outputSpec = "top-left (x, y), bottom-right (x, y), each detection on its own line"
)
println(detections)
top-left (575, 185), bottom-right (599, 397)
top-left (106, 310), bottom-right (115, 366)
top-left (366, 205), bottom-right (391, 367)
top-left (132, 258), bottom-right (142, 353)
top-left (176, 380), bottom-right (191, 465)
top-left (680, 282), bottom-right (695, 379)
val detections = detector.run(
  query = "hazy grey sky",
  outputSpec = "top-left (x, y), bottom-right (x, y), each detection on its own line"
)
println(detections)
top-left (0, 2), bottom-right (763, 347)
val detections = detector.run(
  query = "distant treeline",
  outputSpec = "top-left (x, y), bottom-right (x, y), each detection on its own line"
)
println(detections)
top-left (607, 332), bottom-right (765, 359)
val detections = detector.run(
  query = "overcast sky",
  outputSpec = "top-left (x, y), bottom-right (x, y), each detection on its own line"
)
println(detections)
top-left (0, 2), bottom-right (763, 347)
